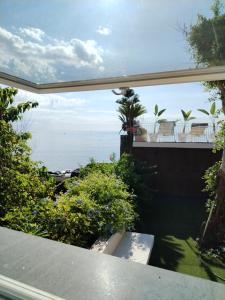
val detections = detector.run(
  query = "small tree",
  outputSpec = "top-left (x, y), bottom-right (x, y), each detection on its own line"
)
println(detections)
top-left (0, 87), bottom-right (54, 218)
top-left (115, 88), bottom-right (146, 153)
top-left (186, 0), bottom-right (225, 246)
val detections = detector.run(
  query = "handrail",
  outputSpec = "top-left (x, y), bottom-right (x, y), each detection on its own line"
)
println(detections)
top-left (0, 275), bottom-right (64, 300)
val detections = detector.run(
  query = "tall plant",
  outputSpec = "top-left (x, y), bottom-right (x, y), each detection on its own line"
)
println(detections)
top-left (198, 102), bottom-right (219, 133)
top-left (181, 110), bottom-right (195, 133)
top-left (115, 88), bottom-right (146, 152)
top-left (153, 105), bottom-right (166, 133)
top-left (186, 0), bottom-right (225, 246)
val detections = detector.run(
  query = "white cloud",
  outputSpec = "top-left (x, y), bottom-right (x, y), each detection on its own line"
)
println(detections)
top-left (0, 26), bottom-right (104, 83)
top-left (19, 27), bottom-right (45, 41)
top-left (10, 87), bottom-right (120, 133)
top-left (97, 26), bottom-right (111, 36)
top-left (15, 89), bottom-right (88, 112)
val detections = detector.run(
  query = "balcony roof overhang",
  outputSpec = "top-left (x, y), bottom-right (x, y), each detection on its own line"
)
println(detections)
top-left (1, 66), bottom-right (225, 94)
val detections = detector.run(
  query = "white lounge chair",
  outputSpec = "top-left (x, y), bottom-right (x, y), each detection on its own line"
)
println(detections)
top-left (158, 121), bottom-right (176, 142)
top-left (189, 123), bottom-right (208, 142)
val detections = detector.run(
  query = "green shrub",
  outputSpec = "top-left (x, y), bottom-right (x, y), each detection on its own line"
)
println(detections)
top-left (79, 160), bottom-right (115, 178)
top-left (115, 153), bottom-right (140, 191)
top-left (78, 154), bottom-right (144, 193)
top-left (66, 171), bottom-right (137, 233)
top-left (4, 171), bottom-right (137, 248)
top-left (3, 202), bottom-right (49, 237)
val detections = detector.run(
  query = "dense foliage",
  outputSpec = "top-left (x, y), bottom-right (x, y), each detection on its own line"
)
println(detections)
top-left (78, 153), bottom-right (155, 195)
top-left (0, 88), bottom-right (54, 218)
top-left (4, 171), bottom-right (137, 247)
top-left (202, 120), bottom-right (225, 252)
top-left (1, 87), bottom-right (138, 248)
top-left (186, 0), bottom-right (225, 249)
top-left (203, 161), bottom-right (221, 212)
top-left (186, 0), bottom-right (225, 67)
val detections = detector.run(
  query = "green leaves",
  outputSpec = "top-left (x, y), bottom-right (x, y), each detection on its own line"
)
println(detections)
top-left (116, 88), bottom-right (147, 130)
top-left (181, 109), bottom-right (195, 121)
top-left (0, 87), bottom-right (38, 123)
top-left (0, 87), bottom-right (54, 220)
top-left (2, 150), bottom-right (137, 248)
top-left (186, 0), bottom-right (225, 67)
top-left (210, 102), bottom-right (216, 115)
top-left (158, 109), bottom-right (166, 117)
top-left (154, 105), bottom-right (166, 118)
top-left (198, 102), bottom-right (218, 117)
top-left (198, 109), bottom-right (210, 115)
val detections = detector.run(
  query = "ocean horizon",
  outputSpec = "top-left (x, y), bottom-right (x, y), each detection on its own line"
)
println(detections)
top-left (30, 130), bottom-right (120, 171)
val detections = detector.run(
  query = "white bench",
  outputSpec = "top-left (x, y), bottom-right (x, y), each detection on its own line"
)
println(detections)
top-left (91, 231), bottom-right (154, 265)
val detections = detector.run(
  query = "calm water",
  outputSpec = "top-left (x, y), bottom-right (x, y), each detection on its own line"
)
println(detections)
top-left (30, 131), bottom-right (120, 171)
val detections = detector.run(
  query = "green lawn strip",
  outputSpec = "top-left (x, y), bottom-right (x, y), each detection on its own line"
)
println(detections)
top-left (138, 196), bottom-right (225, 283)
top-left (151, 235), bottom-right (225, 283)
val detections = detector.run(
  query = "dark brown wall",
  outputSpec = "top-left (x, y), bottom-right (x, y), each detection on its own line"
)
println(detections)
top-left (132, 146), bottom-right (221, 198)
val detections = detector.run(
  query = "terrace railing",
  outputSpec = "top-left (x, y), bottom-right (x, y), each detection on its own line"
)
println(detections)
top-left (134, 121), bottom-right (217, 143)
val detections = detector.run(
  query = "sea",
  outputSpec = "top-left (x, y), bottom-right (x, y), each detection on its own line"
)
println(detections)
top-left (29, 131), bottom-right (120, 171)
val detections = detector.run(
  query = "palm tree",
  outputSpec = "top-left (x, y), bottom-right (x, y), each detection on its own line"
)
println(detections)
top-left (115, 88), bottom-right (147, 152)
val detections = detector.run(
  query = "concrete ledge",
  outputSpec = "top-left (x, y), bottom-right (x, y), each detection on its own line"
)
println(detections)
top-left (1, 227), bottom-right (225, 300)
top-left (91, 231), bottom-right (155, 265)
top-left (91, 230), bottom-right (125, 254)
top-left (112, 232), bottom-right (155, 264)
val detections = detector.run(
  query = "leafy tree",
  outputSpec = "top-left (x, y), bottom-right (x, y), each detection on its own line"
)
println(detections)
top-left (115, 88), bottom-right (147, 153)
top-left (0, 87), bottom-right (54, 218)
top-left (0, 87), bottom-right (38, 122)
top-left (186, 0), bottom-right (225, 247)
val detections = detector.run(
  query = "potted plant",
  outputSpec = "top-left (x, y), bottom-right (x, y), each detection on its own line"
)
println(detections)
top-left (198, 102), bottom-right (219, 139)
top-left (178, 110), bottom-right (195, 142)
top-left (149, 105), bottom-right (166, 142)
top-left (115, 88), bottom-right (147, 152)
top-left (135, 126), bottom-right (148, 142)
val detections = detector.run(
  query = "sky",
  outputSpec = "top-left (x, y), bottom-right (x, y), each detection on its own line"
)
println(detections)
top-left (0, 0), bottom-right (222, 168)
top-left (0, 81), bottom-right (220, 169)
top-left (0, 0), bottom-right (215, 83)
top-left (10, 82), bottom-right (219, 135)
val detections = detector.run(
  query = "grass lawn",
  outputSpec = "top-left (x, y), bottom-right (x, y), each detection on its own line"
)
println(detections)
top-left (137, 195), bottom-right (225, 283)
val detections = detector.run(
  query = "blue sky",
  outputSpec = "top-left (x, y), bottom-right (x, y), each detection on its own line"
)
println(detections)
top-left (0, 0), bottom-right (214, 83)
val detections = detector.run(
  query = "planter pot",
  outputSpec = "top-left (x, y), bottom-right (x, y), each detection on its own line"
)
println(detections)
top-left (208, 132), bottom-right (215, 142)
top-left (178, 132), bottom-right (187, 142)
top-left (135, 135), bottom-right (148, 142)
top-left (149, 133), bottom-right (158, 142)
